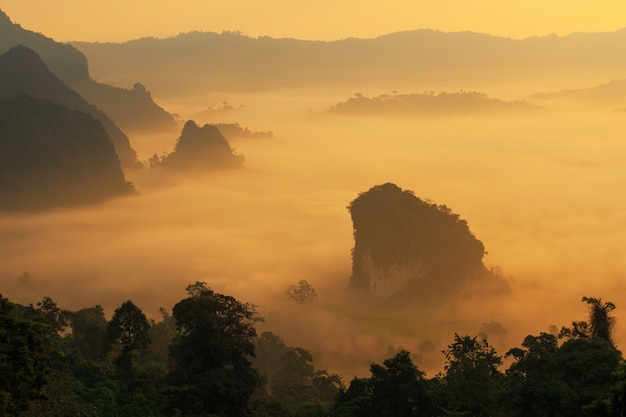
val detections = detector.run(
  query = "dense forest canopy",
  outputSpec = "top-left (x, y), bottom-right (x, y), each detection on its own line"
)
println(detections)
top-left (1, 289), bottom-right (624, 416)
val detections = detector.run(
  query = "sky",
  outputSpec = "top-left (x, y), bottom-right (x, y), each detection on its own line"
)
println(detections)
top-left (3, 0), bottom-right (626, 43)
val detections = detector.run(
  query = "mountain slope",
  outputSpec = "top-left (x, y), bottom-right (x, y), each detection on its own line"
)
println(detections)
top-left (0, 9), bottom-right (177, 134)
top-left (0, 95), bottom-right (135, 212)
top-left (0, 45), bottom-right (139, 167)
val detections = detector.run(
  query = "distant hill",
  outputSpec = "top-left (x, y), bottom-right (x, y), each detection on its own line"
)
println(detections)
top-left (71, 29), bottom-right (626, 96)
top-left (0, 45), bottom-right (139, 167)
top-left (0, 95), bottom-right (135, 212)
top-left (154, 121), bottom-right (244, 171)
top-left (528, 79), bottom-right (626, 108)
top-left (348, 183), bottom-right (507, 301)
top-left (214, 123), bottom-right (273, 140)
top-left (0, 9), bottom-right (177, 134)
top-left (329, 91), bottom-right (538, 115)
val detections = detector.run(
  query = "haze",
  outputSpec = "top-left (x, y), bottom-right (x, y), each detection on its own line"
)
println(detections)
top-left (4, 1), bottom-right (626, 42)
top-left (1, 9), bottom-right (626, 379)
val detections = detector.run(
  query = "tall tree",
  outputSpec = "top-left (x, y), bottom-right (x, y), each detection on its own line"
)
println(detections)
top-left (166, 282), bottom-right (262, 417)
top-left (107, 300), bottom-right (151, 400)
top-left (560, 296), bottom-right (616, 344)
top-left (441, 334), bottom-right (503, 417)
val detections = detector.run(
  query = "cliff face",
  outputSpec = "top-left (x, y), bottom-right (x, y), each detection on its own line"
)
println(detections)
top-left (158, 121), bottom-right (244, 171)
top-left (0, 45), bottom-right (139, 167)
top-left (348, 183), bottom-right (487, 301)
top-left (0, 95), bottom-right (135, 212)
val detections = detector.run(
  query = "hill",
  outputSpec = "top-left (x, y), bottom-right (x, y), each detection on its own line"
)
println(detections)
top-left (528, 79), bottom-right (626, 108)
top-left (71, 29), bottom-right (626, 97)
top-left (348, 183), bottom-right (505, 301)
top-left (155, 121), bottom-right (244, 171)
top-left (0, 95), bottom-right (135, 212)
top-left (329, 91), bottom-right (538, 115)
top-left (0, 45), bottom-right (140, 167)
top-left (0, 9), bottom-right (177, 135)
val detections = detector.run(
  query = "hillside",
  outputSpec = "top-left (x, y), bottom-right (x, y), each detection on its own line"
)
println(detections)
top-left (155, 120), bottom-right (244, 171)
top-left (0, 9), bottom-right (177, 134)
top-left (0, 45), bottom-right (140, 167)
top-left (529, 79), bottom-right (626, 108)
top-left (0, 95), bottom-right (135, 212)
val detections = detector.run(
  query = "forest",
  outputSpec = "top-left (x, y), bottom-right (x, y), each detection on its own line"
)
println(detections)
top-left (1, 286), bottom-right (624, 417)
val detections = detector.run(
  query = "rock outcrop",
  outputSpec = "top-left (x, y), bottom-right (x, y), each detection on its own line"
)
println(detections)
top-left (348, 183), bottom-right (487, 301)
top-left (157, 121), bottom-right (244, 171)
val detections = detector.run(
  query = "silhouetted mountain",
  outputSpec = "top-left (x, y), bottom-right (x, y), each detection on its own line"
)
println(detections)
top-left (71, 29), bottom-right (626, 96)
top-left (0, 9), bottom-right (177, 134)
top-left (215, 123), bottom-right (273, 140)
top-left (529, 79), bottom-right (626, 108)
top-left (155, 121), bottom-right (244, 171)
top-left (329, 91), bottom-right (538, 115)
top-left (0, 95), bottom-right (135, 212)
top-left (348, 183), bottom-right (506, 302)
top-left (0, 45), bottom-right (139, 167)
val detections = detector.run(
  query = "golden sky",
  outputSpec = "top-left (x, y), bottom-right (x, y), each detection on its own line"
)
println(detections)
top-left (3, 0), bottom-right (626, 42)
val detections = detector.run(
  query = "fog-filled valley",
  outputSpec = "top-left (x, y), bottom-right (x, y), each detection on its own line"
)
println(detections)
top-left (2, 8), bottom-right (626, 415)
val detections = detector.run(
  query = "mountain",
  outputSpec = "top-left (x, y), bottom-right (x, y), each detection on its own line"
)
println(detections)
top-left (348, 183), bottom-right (505, 302)
top-left (0, 9), bottom-right (177, 135)
top-left (0, 45), bottom-right (139, 167)
top-left (0, 95), bottom-right (135, 212)
top-left (528, 79), bottom-right (626, 108)
top-left (155, 121), bottom-right (244, 171)
top-left (329, 91), bottom-right (538, 115)
top-left (71, 29), bottom-right (626, 97)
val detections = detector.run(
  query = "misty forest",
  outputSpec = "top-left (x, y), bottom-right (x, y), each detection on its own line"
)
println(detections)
top-left (2, 7), bottom-right (626, 417)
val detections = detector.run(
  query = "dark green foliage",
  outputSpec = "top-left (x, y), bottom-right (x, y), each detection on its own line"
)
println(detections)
top-left (166, 282), bottom-right (261, 417)
top-left (0, 94), bottom-right (135, 211)
top-left (348, 183), bottom-right (493, 300)
top-left (253, 331), bottom-right (343, 416)
top-left (0, 295), bottom-right (51, 415)
top-left (560, 297), bottom-right (616, 344)
top-left (68, 305), bottom-right (109, 361)
top-left (441, 334), bottom-right (503, 417)
top-left (107, 300), bottom-right (151, 400)
top-left (504, 333), bottom-right (622, 417)
top-left (331, 350), bottom-right (433, 417)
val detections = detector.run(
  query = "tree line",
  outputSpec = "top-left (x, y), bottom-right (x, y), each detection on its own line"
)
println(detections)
top-left (1, 285), bottom-right (624, 417)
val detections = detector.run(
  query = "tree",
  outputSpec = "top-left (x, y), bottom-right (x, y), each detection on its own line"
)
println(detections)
top-left (107, 300), bottom-right (151, 400)
top-left (331, 350), bottom-right (432, 417)
top-left (441, 334), bottom-right (503, 417)
top-left (166, 282), bottom-right (262, 417)
top-left (0, 295), bottom-right (51, 415)
top-left (286, 280), bottom-right (317, 304)
top-left (67, 305), bottom-right (108, 361)
top-left (560, 297), bottom-right (616, 344)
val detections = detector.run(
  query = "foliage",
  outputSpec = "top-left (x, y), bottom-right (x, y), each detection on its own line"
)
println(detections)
top-left (286, 280), bottom-right (318, 304)
top-left (166, 282), bottom-right (262, 417)
top-left (107, 300), bottom-right (151, 400)
top-left (441, 334), bottom-right (503, 417)
top-left (560, 297), bottom-right (616, 344)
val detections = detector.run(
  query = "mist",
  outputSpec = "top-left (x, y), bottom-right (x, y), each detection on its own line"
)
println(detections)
top-left (3, 73), bottom-right (626, 379)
